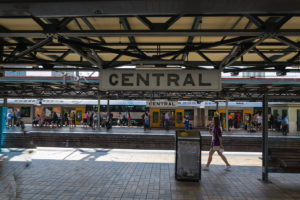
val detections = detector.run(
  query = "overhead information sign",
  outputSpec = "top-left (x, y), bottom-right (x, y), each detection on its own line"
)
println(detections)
top-left (147, 100), bottom-right (178, 107)
top-left (100, 70), bottom-right (221, 91)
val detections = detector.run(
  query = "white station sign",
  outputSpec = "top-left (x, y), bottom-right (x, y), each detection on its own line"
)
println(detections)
top-left (100, 69), bottom-right (221, 91)
top-left (147, 100), bottom-right (178, 107)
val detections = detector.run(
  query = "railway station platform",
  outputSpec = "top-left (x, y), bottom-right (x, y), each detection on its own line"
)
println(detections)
top-left (3, 127), bottom-right (300, 152)
top-left (1, 147), bottom-right (300, 200)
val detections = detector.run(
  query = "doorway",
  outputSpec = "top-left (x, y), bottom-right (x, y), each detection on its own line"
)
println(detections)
top-left (160, 109), bottom-right (175, 128)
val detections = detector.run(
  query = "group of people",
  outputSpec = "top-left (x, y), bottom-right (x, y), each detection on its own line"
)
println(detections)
top-left (162, 112), bottom-right (192, 131)
top-left (226, 112), bottom-right (289, 135)
top-left (32, 111), bottom-right (68, 129)
top-left (81, 111), bottom-right (100, 129)
top-left (6, 109), bottom-right (22, 128)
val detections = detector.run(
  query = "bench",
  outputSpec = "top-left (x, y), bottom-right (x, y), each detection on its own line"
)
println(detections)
top-left (268, 147), bottom-right (300, 173)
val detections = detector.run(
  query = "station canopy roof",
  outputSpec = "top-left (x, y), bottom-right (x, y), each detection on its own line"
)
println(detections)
top-left (1, 76), bottom-right (300, 101)
top-left (1, 0), bottom-right (300, 100)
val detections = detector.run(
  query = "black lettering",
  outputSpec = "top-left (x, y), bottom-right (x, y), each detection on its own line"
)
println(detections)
top-left (137, 73), bottom-right (149, 86)
top-left (183, 73), bottom-right (195, 86)
top-left (198, 73), bottom-right (212, 86)
top-left (122, 73), bottom-right (134, 86)
top-left (168, 74), bottom-right (179, 86)
top-left (109, 74), bottom-right (118, 86)
top-left (152, 73), bottom-right (164, 86)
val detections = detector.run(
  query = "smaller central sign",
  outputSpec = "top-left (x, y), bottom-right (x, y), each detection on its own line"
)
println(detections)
top-left (147, 100), bottom-right (178, 107)
top-left (100, 69), bottom-right (221, 91)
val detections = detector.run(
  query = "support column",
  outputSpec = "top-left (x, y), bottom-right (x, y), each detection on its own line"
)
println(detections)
top-left (216, 101), bottom-right (219, 115)
top-left (0, 101), bottom-right (7, 152)
top-left (3, 97), bottom-right (7, 107)
top-left (107, 99), bottom-right (110, 115)
top-left (97, 95), bottom-right (100, 128)
top-left (225, 98), bottom-right (229, 133)
top-left (262, 93), bottom-right (269, 182)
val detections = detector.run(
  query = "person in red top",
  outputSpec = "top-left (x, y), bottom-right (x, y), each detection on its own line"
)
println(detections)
top-left (83, 112), bottom-right (88, 128)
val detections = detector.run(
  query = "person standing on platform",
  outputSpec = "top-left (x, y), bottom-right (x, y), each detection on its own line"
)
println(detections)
top-left (127, 111), bottom-right (132, 127)
top-left (72, 112), bottom-right (76, 128)
top-left (144, 111), bottom-right (150, 131)
top-left (83, 112), bottom-right (88, 128)
top-left (204, 117), bottom-right (231, 171)
top-left (102, 112), bottom-right (107, 127)
top-left (282, 115), bottom-right (289, 136)
top-left (7, 111), bottom-right (12, 128)
top-left (228, 114), bottom-right (233, 131)
top-left (68, 112), bottom-right (72, 129)
top-left (122, 112), bottom-right (126, 126)
top-left (165, 112), bottom-right (170, 130)
top-left (90, 111), bottom-right (94, 127)
top-left (93, 111), bottom-right (98, 130)
top-left (51, 111), bottom-right (58, 129)
top-left (184, 114), bottom-right (190, 130)
top-left (257, 113), bottom-right (262, 131)
top-left (276, 114), bottom-right (282, 131)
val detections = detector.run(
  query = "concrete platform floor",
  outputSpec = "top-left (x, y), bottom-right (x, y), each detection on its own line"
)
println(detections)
top-left (4, 126), bottom-right (300, 137)
top-left (1, 148), bottom-right (300, 200)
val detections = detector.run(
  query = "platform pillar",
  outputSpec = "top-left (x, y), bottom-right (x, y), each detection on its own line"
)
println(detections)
top-left (97, 95), bottom-right (100, 128)
top-left (225, 98), bottom-right (229, 133)
top-left (107, 99), bottom-right (110, 115)
top-left (262, 93), bottom-right (269, 182)
top-left (0, 107), bottom-right (7, 152)
top-left (3, 97), bottom-right (7, 107)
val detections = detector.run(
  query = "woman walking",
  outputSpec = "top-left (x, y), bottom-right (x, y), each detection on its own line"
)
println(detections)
top-left (204, 117), bottom-right (231, 171)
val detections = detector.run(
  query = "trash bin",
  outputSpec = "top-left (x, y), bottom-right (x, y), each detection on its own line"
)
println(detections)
top-left (175, 130), bottom-right (201, 181)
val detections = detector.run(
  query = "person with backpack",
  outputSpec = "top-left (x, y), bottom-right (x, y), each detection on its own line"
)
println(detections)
top-left (93, 111), bottom-right (98, 129)
top-left (144, 111), bottom-right (150, 131)
top-left (282, 115), bottom-right (289, 136)
top-left (7, 111), bottom-right (12, 128)
top-left (184, 114), bottom-right (190, 130)
top-left (204, 117), bottom-right (231, 171)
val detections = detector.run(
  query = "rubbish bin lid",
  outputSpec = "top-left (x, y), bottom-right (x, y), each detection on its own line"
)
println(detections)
top-left (176, 130), bottom-right (200, 138)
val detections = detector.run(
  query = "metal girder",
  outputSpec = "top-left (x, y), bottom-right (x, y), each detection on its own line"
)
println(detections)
top-left (196, 51), bottom-right (216, 67)
top-left (182, 16), bottom-right (202, 61)
top-left (253, 48), bottom-right (272, 63)
top-left (2, 60), bottom-right (300, 69)
top-left (221, 16), bottom-right (243, 41)
top-left (2, 30), bottom-right (300, 37)
top-left (119, 17), bottom-right (148, 57)
top-left (274, 36), bottom-right (300, 50)
top-left (62, 41), bottom-right (98, 67)
top-left (58, 37), bottom-right (150, 60)
top-left (55, 49), bottom-right (72, 62)
top-left (137, 16), bottom-right (153, 29)
top-left (12, 37), bottom-right (53, 60)
top-left (81, 17), bottom-right (106, 43)
top-left (154, 36), bottom-right (256, 59)
top-left (246, 15), bottom-right (264, 28)
top-left (221, 35), bottom-right (269, 69)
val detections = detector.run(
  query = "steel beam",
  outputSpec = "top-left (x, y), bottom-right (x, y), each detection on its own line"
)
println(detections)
top-left (13, 37), bottom-right (52, 60)
top-left (2, 30), bottom-right (300, 37)
top-left (262, 93), bottom-right (269, 182)
top-left (221, 35), bottom-right (269, 68)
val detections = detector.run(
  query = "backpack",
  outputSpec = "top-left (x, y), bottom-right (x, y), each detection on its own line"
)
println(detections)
top-left (145, 115), bottom-right (149, 125)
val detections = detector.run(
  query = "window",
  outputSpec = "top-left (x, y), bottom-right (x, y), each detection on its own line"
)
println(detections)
top-left (273, 110), bottom-right (278, 117)
top-left (176, 112), bottom-right (183, 123)
top-left (20, 107), bottom-right (31, 117)
top-left (208, 110), bottom-right (215, 121)
top-left (282, 109), bottom-right (287, 118)
top-left (184, 109), bottom-right (194, 120)
top-left (153, 112), bottom-right (159, 123)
